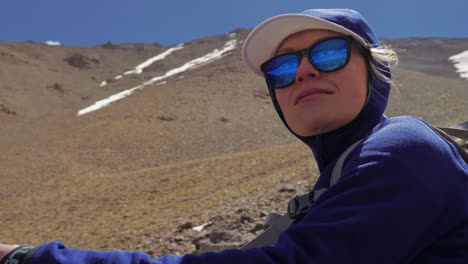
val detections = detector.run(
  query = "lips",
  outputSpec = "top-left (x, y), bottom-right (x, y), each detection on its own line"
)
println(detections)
top-left (295, 88), bottom-right (333, 104)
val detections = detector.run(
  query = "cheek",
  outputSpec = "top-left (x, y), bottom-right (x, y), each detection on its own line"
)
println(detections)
top-left (274, 89), bottom-right (290, 112)
top-left (336, 73), bottom-right (367, 97)
top-left (335, 61), bottom-right (368, 103)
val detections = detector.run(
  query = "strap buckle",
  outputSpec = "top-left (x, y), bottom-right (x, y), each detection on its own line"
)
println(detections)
top-left (287, 188), bottom-right (328, 220)
top-left (287, 192), bottom-right (314, 219)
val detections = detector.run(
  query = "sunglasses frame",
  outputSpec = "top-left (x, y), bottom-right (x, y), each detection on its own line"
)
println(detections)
top-left (261, 35), bottom-right (356, 89)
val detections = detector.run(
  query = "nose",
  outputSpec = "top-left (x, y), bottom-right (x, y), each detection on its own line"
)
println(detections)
top-left (295, 55), bottom-right (321, 83)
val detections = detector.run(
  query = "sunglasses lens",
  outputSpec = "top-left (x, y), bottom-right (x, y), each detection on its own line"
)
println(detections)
top-left (262, 37), bottom-right (352, 89)
top-left (263, 54), bottom-right (298, 89)
top-left (310, 38), bottom-right (349, 71)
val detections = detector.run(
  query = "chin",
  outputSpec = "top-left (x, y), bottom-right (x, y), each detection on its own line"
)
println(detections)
top-left (292, 125), bottom-right (324, 137)
top-left (291, 118), bottom-right (340, 137)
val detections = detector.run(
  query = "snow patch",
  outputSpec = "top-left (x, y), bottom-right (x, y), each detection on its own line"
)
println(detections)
top-left (77, 40), bottom-right (238, 116)
top-left (45, 41), bottom-right (61, 46)
top-left (449, 50), bottom-right (468, 80)
top-left (124, 44), bottom-right (184, 75)
top-left (98, 44), bottom-right (184, 87)
top-left (192, 221), bottom-right (213, 232)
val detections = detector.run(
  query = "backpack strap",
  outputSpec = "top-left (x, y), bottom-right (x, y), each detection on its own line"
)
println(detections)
top-left (437, 121), bottom-right (468, 141)
top-left (434, 126), bottom-right (468, 163)
top-left (330, 139), bottom-right (364, 186)
top-left (240, 139), bottom-right (363, 249)
top-left (240, 213), bottom-right (294, 249)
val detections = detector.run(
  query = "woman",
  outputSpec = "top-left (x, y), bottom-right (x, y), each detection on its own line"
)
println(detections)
top-left (2, 8), bottom-right (468, 264)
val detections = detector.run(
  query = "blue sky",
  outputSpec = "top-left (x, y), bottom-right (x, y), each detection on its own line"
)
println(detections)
top-left (2, 0), bottom-right (467, 47)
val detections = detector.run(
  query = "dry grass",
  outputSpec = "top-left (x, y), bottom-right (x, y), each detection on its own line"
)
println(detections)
top-left (0, 141), bottom-right (316, 255)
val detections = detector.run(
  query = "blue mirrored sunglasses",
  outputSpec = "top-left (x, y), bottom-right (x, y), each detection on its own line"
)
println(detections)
top-left (261, 35), bottom-right (356, 89)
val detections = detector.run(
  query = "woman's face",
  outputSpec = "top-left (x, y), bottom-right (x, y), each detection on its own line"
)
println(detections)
top-left (274, 29), bottom-right (368, 136)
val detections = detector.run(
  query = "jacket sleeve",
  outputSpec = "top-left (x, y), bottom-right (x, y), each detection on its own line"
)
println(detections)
top-left (25, 241), bottom-right (183, 264)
